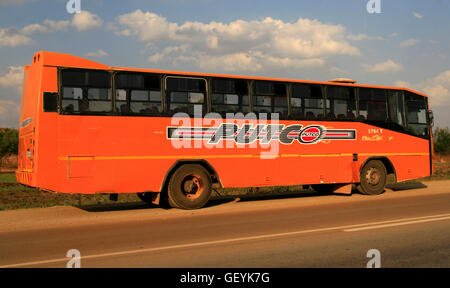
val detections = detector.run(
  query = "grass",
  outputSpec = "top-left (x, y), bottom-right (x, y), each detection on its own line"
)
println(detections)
top-left (0, 173), bottom-right (16, 183)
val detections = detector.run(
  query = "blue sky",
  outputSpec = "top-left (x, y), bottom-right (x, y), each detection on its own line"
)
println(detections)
top-left (0, 0), bottom-right (449, 128)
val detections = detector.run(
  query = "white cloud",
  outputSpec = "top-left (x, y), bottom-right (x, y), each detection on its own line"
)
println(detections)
top-left (412, 12), bottom-right (424, 19)
top-left (0, 66), bottom-right (24, 88)
top-left (72, 11), bottom-right (103, 32)
top-left (0, 66), bottom-right (25, 128)
top-left (328, 66), bottom-right (349, 75)
top-left (0, 27), bottom-right (33, 47)
top-left (85, 49), bottom-right (108, 58)
top-left (389, 32), bottom-right (398, 38)
top-left (364, 60), bottom-right (403, 73)
top-left (0, 11), bottom-right (103, 48)
top-left (22, 19), bottom-right (70, 34)
top-left (196, 51), bottom-right (325, 73)
top-left (115, 10), bottom-right (360, 72)
top-left (347, 33), bottom-right (383, 41)
top-left (0, 66), bottom-right (23, 128)
top-left (396, 70), bottom-right (450, 107)
top-left (400, 38), bottom-right (420, 47)
top-left (394, 80), bottom-right (410, 88)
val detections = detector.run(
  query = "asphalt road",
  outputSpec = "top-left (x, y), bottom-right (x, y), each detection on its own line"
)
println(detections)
top-left (0, 180), bottom-right (449, 268)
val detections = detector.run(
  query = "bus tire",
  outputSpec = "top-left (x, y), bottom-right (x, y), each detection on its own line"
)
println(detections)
top-left (167, 164), bottom-right (212, 209)
top-left (358, 160), bottom-right (387, 195)
top-left (311, 184), bottom-right (335, 194)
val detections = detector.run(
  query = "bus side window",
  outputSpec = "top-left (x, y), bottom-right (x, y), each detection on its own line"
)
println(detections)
top-left (305, 85), bottom-right (325, 120)
top-left (358, 88), bottom-right (387, 121)
top-left (326, 86), bottom-right (356, 120)
top-left (61, 69), bottom-right (111, 114)
top-left (211, 78), bottom-right (249, 117)
top-left (87, 88), bottom-right (112, 112)
top-left (166, 77), bottom-right (206, 117)
top-left (116, 89), bottom-right (127, 113)
top-left (62, 87), bottom-right (83, 112)
top-left (252, 81), bottom-right (287, 120)
top-left (290, 84), bottom-right (306, 120)
top-left (387, 90), bottom-right (405, 128)
top-left (115, 73), bottom-right (162, 115)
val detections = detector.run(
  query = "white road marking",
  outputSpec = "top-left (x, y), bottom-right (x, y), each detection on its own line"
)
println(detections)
top-left (343, 215), bottom-right (450, 232)
top-left (1, 212), bottom-right (450, 268)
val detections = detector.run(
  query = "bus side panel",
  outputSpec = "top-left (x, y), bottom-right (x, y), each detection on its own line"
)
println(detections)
top-left (112, 159), bottom-right (173, 193)
top-left (53, 117), bottom-right (431, 194)
top-left (390, 155), bottom-right (430, 182)
top-left (56, 116), bottom-right (184, 194)
top-left (111, 116), bottom-right (177, 193)
top-left (205, 155), bottom-right (353, 188)
top-left (57, 115), bottom-right (115, 194)
top-left (55, 115), bottom-right (170, 194)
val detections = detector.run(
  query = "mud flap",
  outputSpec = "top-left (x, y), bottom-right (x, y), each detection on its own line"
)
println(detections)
top-left (151, 192), bottom-right (161, 205)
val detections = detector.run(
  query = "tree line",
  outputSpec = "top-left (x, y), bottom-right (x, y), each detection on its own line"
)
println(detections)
top-left (433, 127), bottom-right (450, 154)
top-left (0, 127), bottom-right (449, 157)
top-left (0, 128), bottom-right (18, 157)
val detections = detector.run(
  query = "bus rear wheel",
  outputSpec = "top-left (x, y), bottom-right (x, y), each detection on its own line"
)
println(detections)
top-left (358, 160), bottom-right (387, 195)
top-left (167, 164), bottom-right (212, 209)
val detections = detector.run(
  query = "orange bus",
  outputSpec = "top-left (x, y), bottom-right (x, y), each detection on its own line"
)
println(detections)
top-left (16, 51), bottom-right (433, 209)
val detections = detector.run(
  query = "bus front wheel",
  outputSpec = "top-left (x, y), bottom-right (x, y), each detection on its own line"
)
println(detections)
top-left (167, 164), bottom-right (212, 209)
top-left (358, 160), bottom-right (387, 195)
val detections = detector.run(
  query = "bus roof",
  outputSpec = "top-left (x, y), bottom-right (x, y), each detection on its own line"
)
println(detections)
top-left (35, 50), bottom-right (428, 98)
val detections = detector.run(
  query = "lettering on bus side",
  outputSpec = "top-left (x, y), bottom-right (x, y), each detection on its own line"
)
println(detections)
top-left (167, 124), bottom-right (356, 145)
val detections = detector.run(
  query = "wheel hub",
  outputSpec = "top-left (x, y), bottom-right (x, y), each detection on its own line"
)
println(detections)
top-left (181, 175), bottom-right (203, 199)
top-left (365, 167), bottom-right (380, 185)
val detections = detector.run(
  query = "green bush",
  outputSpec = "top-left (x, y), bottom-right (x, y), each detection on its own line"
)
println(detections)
top-left (0, 128), bottom-right (19, 157)
top-left (433, 127), bottom-right (450, 154)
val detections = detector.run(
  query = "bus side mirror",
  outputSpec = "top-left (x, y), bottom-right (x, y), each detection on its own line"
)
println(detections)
top-left (428, 110), bottom-right (434, 127)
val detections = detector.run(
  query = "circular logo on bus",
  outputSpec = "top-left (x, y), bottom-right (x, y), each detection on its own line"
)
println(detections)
top-left (298, 125), bottom-right (324, 144)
